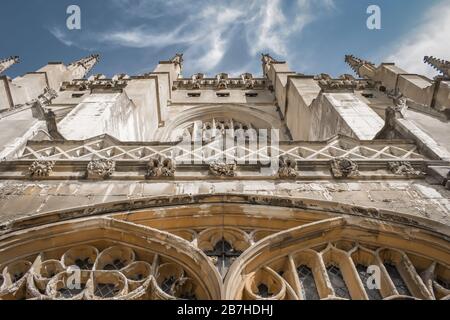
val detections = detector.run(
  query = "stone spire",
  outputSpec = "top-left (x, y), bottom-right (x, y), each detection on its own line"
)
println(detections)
top-left (68, 54), bottom-right (100, 79)
top-left (345, 55), bottom-right (376, 79)
top-left (424, 56), bottom-right (450, 79)
top-left (0, 56), bottom-right (20, 74)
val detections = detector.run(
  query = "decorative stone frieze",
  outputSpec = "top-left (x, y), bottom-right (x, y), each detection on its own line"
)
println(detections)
top-left (28, 160), bottom-right (55, 177)
top-left (278, 156), bottom-right (298, 179)
top-left (330, 157), bottom-right (359, 178)
top-left (388, 161), bottom-right (425, 177)
top-left (209, 161), bottom-right (237, 177)
top-left (87, 159), bottom-right (115, 179)
top-left (146, 156), bottom-right (176, 178)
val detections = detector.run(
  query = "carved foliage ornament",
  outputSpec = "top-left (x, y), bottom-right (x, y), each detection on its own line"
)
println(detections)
top-left (388, 161), bottom-right (425, 177)
top-left (278, 156), bottom-right (298, 179)
top-left (147, 156), bottom-right (176, 178)
top-left (29, 160), bottom-right (55, 177)
top-left (87, 159), bottom-right (116, 179)
top-left (209, 161), bottom-right (237, 177)
top-left (330, 158), bottom-right (359, 178)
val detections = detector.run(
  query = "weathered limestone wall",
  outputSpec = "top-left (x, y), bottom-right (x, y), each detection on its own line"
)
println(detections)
top-left (0, 78), bottom-right (11, 111)
top-left (124, 78), bottom-right (161, 139)
top-left (285, 84), bottom-right (384, 141)
top-left (8, 73), bottom-right (48, 106)
top-left (285, 77), bottom-right (320, 140)
top-left (0, 109), bottom-right (44, 160)
top-left (58, 92), bottom-right (149, 141)
top-left (0, 180), bottom-right (448, 227)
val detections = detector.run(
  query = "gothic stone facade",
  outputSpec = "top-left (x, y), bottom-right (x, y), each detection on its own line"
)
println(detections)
top-left (0, 53), bottom-right (449, 300)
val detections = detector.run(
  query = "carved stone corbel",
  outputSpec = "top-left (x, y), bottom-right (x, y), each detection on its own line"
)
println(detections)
top-left (87, 159), bottom-right (115, 179)
top-left (330, 157), bottom-right (359, 178)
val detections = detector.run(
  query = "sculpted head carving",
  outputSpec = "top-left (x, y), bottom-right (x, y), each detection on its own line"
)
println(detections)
top-left (330, 157), bottom-right (359, 178)
top-left (147, 156), bottom-right (176, 178)
top-left (28, 160), bottom-right (55, 178)
top-left (209, 161), bottom-right (237, 177)
top-left (278, 156), bottom-right (298, 179)
top-left (87, 159), bottom-right (116, 179)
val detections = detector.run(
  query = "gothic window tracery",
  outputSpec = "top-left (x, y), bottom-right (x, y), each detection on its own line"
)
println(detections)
top-left (0, 243), bottom-right (211, 300)
top-left (0, 202), bottom-right (449, 301)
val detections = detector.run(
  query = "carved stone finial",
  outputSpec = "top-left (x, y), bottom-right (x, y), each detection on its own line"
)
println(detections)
top-left (424, 56), bottom-right (450, 79)
top-left (0, 56), bottom-right (20, 74)
top-left (87, 159), bottom-right (115, 179)
top-left (209, 161), bottom-right (236, 177)
top-left (345, 55), bottom-right (375, 78)
top-left (388, 161), bottom-right (425, 177)
top-left (29, 160), bottom-right (55, 177)
top-left (146, 156), bottom-right (176, 178)
top-left (330, 158), bottom-right (359, 178)
top-left (278, 156), bottom-right (298, 179)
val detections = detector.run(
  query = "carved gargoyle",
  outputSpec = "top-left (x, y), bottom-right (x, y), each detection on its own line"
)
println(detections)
top-left (87, 159), bottom-right (115, 179)
top-left (388, 161), bottom-right (425, 177)
top-left (147, 156), bottom-right (176, 178)
top-left (330, 157), bottom-right (359, 178)
top-left (28, 160), bottom-right (55, 178)
top-left (209, 161), bottom-right (236, 177)
top-left (278, 156), bottom-right (298, 179)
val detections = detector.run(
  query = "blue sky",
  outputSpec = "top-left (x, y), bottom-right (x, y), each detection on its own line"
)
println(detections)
top-left (1, 0), bottom-right (449, 79)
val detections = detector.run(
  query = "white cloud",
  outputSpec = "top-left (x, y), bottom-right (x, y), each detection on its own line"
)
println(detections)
top-left (245, 0), bottom-right (333, 57)
top-left (386, 0), bottom-right (450, 78)
top-left (49, 0), bottom-right (335, 73)
top-left (49, 27), bottom-right (74, 47)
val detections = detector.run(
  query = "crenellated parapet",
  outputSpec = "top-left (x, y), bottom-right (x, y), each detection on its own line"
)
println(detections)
top-left (172, 73), bottom-right (268, 90)
top-left (0, 56), bottom-right (19, 74)
top-left (314, 73), bottom-right (375, 91)
top-left (60, 73), bottom-right (130, 91)
top-left (424, 56), bottom-right (450, 79)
